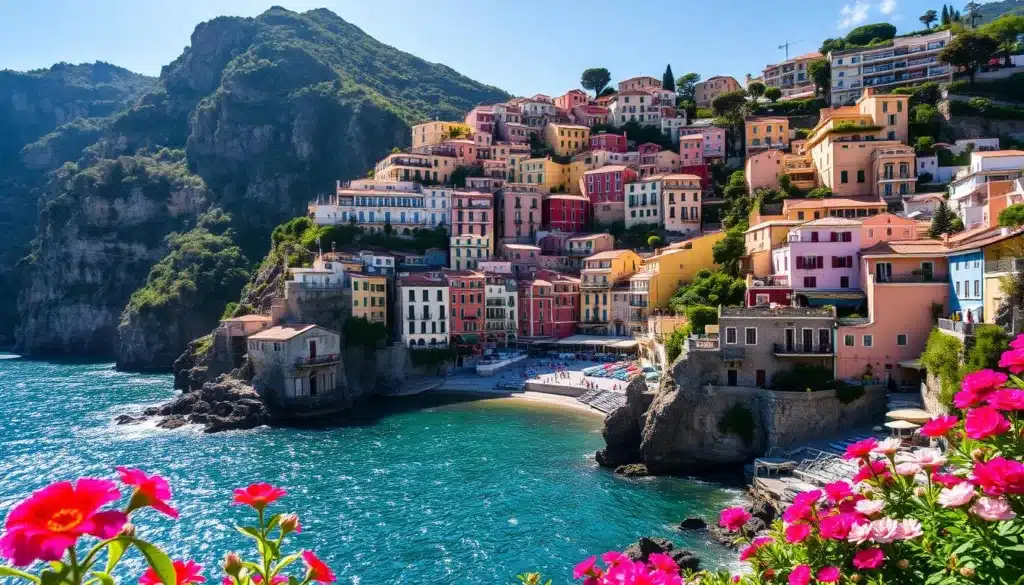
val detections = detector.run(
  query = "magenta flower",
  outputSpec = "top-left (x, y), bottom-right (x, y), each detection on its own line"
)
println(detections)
top-left (574, 556), bottom-right (599, 579)
top-left (920, 415), bottom-right (959, 438)
top-left (843, 438), bottom-right (878, 460)
top-left (999, 348), bottom-right (1024, 374)
top-left (647, 552), bottom-right (677, 574)
top-left (719, 507), bottom-right (751, 533)
top-left (818, 513), bottom-right (860, 540)
top-left (823, 482), bottom-right (853, 503)
top-left (601, 550), bottom-right (628, 567)
top-left (962, 369), bottom-right (1008, 393)
top-left (782, 502), bottom-right (812, 523)
top-left (788, 564), bottom-right (811, 585)
top-left (972, 457), bottom-right (1024, 495)
top-left (1011, 333), bottom-right (1024, 349)
top-left (852, 460), bottom-right (891, 485)
top-left (117, 467), bottom-right (179, 519)
top-left (792, 489), bottom-right (822, 507)
top-left (853, 547), bottom-right (885, 570)
top-left (739, 537), bottom-right (773, 561)
top-left (986, 389), bottom-right (1024, 410)
top-left (970, 497), bottom-right (1017, 521)
top-left (784, 522), bottom-right (811, 544)
top-left (933, 472), bottom-right (965, 488)
top-left (233, 483), bottom-right (287, 511)
top-left (816, 566), bottom-right (841, 583)
top-left (139, 560), bottom-right (205, 585)
top-left (965, 406), bottom-right (1011, 439)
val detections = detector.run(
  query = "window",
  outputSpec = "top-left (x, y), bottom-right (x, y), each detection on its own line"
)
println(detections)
top-left (840, 276), bottom-right (850, 288)
top-left (745, 327), bottom-right (757, 345)
top-left (804, 276), bottom-right (817, 288)
top-left (974, 280), bottom-right (980, 297)
top-left (841, 170), bottom-right (849, 184)
top-left (844, 335), bottom-right (855, 347)
top-left (956, 281), bottom-right (962, 296)
top-left (725, 327), bottom-right (737, 344)
top-left (755, 293), bottom-right (769, 305)
top-left (897, 334), bottom-right (908, 346)
top-left (857, 170), bottom-right (865, 183)
top-left (863, 335), bottom-right (873, 347)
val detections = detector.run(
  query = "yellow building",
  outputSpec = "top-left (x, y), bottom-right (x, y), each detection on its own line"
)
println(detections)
top-left (518, 157), bottom-right (572, 192)
top-left (580, 250), bottom-right (642, 334)
top-left (980, 230), bottom-right (1024, 322)
top-left (745, 117), bottom-right (790, 154)
top-left (628, 232), bottom-right (725, 328)
top-left (544, 123), bottom-right (591, 157)
top-left (350, 273), bottom-right (388, 325)
top-left (411, 121), bottom-right (472, 149)
top-left (375, 152), bottom-right (457, 184)
top-left (450, 234), bottom-right (491, 271)
top-left (741, 220), bottom-right (802, 276)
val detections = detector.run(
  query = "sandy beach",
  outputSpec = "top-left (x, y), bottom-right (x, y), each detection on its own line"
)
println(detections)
top-left (428, 386), bottom-right (607, 418)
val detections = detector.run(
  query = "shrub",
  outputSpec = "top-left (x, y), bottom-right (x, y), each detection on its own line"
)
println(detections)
top-left (964, 324), bottom-right (1010, 374)
top-left (409, 346), bottom-right (454, 367)
top-left (684, 305), bottom-right (718, 334)
top-left (834, 381), bottom-right (866, 405)
top-left (717, 404), bottom-right (755, 446)
top-left (921, 328), bottom-right (964, 409)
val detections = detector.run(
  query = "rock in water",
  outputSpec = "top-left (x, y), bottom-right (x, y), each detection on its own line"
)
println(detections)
top-left (146, 375), bottom-right (269, 433)
top-left (678, 517), bottom-right (708, 531)
top-left (595, 376), bottom-right (655, 468)
top-left (614, 463), bottom-right (650, 477)
top-left (623, 537), bottom-right (700, 572)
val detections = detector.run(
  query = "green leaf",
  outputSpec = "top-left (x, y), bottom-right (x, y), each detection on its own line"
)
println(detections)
top-left (105, 537), bottom-right (131, 574)
top-left (0, 567), bottom-right (42, 584)
top-left (91, 571), bottom-right (116, 585)
top-left (271, 554), bottom-right (301, 577)
top-left (994, 555), bottom-right (1006, 569)
top-left (236, 526), bottom-right (262, 541)
top-left (131, 538), bottom-right (176, 585)
top-left (288, 577), bottom-right (300, 585)
top-left (40, 569), bottom-right (67, 585)
top-left (266, 514), bottom-right (282, 531)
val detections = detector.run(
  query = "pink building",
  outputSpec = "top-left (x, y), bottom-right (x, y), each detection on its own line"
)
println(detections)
top-left (543, 194), bottom-right (590, 233)
top-left (679, 124), bottom-right (727, 159)
top-left (572, 104), bottom-right (609, 128)
top-left (583, 165), bottom-right (638, 224)
top-left (745, 149), bottom-right (785, 193)
top-left (771, 218), bottom-right (862, 292)
top-left (555, 89), bottom-right (590, 111)
top-left (836, 240), bottom-right (949, 385)
top-left (496, 187), bottom-right (541, 243)
top-left (536, 269), bottom-right (580, 339)
top-left (590, 133), bottom-right (627, 153)
top-left (517, 277), bottom-right (554, 339)
top-left (465, 106), bottom-right (495, 136)
top-left (679, 135), bottom-right (704, 168)
top-left (859, 213), bottom-right (927, 248)
top-left (500, 243), bottom-right (541, 278)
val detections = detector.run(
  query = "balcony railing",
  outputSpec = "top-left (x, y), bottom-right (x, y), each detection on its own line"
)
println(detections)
top-left (750, 275), bottom-right (790, 287)
top-left (984, 258), bottom-right (1024, 274)
top-left (296, 354), bottom-right (341, 367)
top-left (937, 319), bottom-right (976, 336)
top-left (580, 281), bottom-right (609, 290)
top-left (629, 299), bottom-right (649, 307)
top-left (875, 273), bottom-right (940, 283)
top-left (773, 344), bottom-right (834, 356)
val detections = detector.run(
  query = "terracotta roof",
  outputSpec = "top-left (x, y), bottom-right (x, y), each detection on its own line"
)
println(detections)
top-left (248, 324), bottom-right (319, 341)
top-left (222, 315), bottom-right (272, 323)
top-left (784, 196), bottom-right (886, 210)
top-left (950, 227), bottom-right (1024, 252)
top-left (744, 220), bottom-right (802, 233)
top-left (680, 135), bottom-right (703, 141)
top-left (661, 173), bottom-right (702, 181)
top-left (908, 193), bottom-right (945, 203)
top-left (549, 123), bottom-right (590, 130)
top-left (861, 240), bottom-right (949, 256)
top-left (584, 165), bottom-right (630, 173)
top-left (585, 250), bottom-right (635, 260)
top-left (801, 217), bottom-right (863, 227)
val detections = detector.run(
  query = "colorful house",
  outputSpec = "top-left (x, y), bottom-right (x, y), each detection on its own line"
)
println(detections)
top-left (589, 133), bottom-right (627, 153)
top-left (554, 89), bottom-right (590, 111)
top-left (975, 228), bottom-right (1024, 322)
top-left (859, 213), bottom-right (926, 248)
top-left (517, 277), bottom-right (554, 339)
top-left (625, 177), bottom-right (661, 229)
top-left (572, 104), bottom-right (610, 128)
top-left (446, 270), bottom-right (486, 352)
top-left (350, 273), bottom-right (388, 326)
top-left (583, 165), bottom-right (638, 224)
top-left (495, 187), bottom-right (541, 243)
top-left (536, 269), bottom-right (581, 339)
top-left (771, 218), bottom-right (863, 302)
top-left (741, 218), bottom-right (802, 277)
top-left (836, 240), bottom-right (949, 385)
top-left (679, 121), bottom-right (727, 159)
top-left (745, 117), bottom-right (790, 154)
top-left (543, 194), bottom-right (590, 233)
top-left (580, 250), bottom-right (642, 335)
top-left (567, 233), bottom-right (614, 257)
top-left (695, 76), bottom-right (741, 108)
top-left (464, 106), bottom-right (496, 136)
top-left (949, 151), bottom-right (1024, 229)
top-left (411, 121), bottom-right (471, 149)
top-left (544, 123), bottom-right (591, 157)
top-left (450, 234), bottom-right (490, 271)
top-left (745, 150), bottom-right (786, 193)
top-left (947, 246), bottom-right (986, 323)
top-left (483, 272), bottom-right (518, 347)
top-left (451, 190), bottom-right (493, 257)
top-left (396, 273), bottom-right (449, 349)
top-left (629, 231), bottom-right (725, 327)
top-left (661, 174), bottom-right (702, 233)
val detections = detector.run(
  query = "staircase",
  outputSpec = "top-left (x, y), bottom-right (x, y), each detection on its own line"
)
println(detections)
top-left (577, 388), bottom-right (627, 413)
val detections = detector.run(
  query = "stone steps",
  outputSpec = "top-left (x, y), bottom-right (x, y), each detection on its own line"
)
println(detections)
top-left (577, 388), bottom-right (626, 413)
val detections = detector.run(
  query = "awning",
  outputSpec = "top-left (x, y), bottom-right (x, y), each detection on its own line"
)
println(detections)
top-left (898, 359), bottom-right (925, 370)
top-left (797, 291), bottom-right (867, 308)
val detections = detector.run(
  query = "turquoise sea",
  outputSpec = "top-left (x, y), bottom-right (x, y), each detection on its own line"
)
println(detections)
top-left (0, 355), bottom-right (741, 584)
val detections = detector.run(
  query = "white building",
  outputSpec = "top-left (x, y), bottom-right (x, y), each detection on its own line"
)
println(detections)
top-left (396, 273), bottom-right (450, 348)
top-left (609, 90), bottom-right (662, 126)
top-left (288, 255), bottom-right (348, 289)
top-left (661, 117), bottom-right (689, 143)
top-left (308, 179), bottom-right (450, 233)
top-left (588, 150), bottom-right (640, 168)
top-left (625, 177), bottom-right (662, 229)
top-left (916, 155), bottom-right (938, 182)
top-left (484, 274), bottom-right (518, 346)
top-left (949, 151), bottom-right (1024, 228)
top-left (829, 30), bottom-right (953, 106)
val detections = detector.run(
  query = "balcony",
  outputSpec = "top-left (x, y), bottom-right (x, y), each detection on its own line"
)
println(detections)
top-left (749, 275), bottom-right (790, 288)
top-left (878, 173), bottom-right (913, 182)
top-left (773, 344), bottom-right (834, 356)
top-left (985, 257), bottom-right (1024, 274)
top-left (875, 273), bottom-right (941, 284)
top-left (580, 281), bottom-right (610, 290)
top-left (686, 336), bottom-right (720, 351)
top-left (938, 319), bottom-right (976, 336)
top-left (296, 354), bottom-right (341, 368)
top-left (629, 298), bottom-right (649, 307)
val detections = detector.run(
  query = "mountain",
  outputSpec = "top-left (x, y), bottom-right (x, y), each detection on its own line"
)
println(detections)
top-left (12, 6), bottom-right (509, 367)
top-left (978, 0), bottom-right (1024, 24)
top-left (0, 62), bottom-right (157, 346)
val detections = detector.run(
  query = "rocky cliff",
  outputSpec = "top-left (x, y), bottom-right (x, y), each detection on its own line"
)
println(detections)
top-left (13, 6), bottom-right (509, 366)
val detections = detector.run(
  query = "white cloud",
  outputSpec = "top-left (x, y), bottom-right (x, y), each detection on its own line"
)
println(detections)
top-left (838, 1), bottom-right (871, 29)
top-left (879, 0), bottom-right (898, 16)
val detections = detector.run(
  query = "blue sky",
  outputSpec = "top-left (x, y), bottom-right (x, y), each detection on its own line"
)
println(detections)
top-left (0, 0), bottom-right (985, 96)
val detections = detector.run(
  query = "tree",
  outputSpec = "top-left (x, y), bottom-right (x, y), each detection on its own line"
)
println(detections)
top-left (580, 68), bottom-right (611, 96)
top-left (764, 87), bottom-right (783, 103)
top-left (807, 186), bottom-right (833, 199)
top-left (647, 235), bottom-right (663, 248)
top-left (685, 305), bottom-right (718, 334)
top-left (940, 31), bottom-right (999, 86)
top-left (915, 136), bottom-right (937, 154)
top-left (808, 59), bottom-right (831, 101)
top-left (662, 65), bottom-right (675, 92)
top-left (820, 38), bottom-right (847, 54)
top-left (981, 15), bottom-right (1024, 66)
top-left (712, 227), bottom-right (747, 277)
top-left (999, 203), bottom-right (1024, 228)
top-left (845, 23), bottom-right (897, 46)
top-left (668, 269), bottom-right (746, 312)
top-left (747, 81), bottom-right (766, 100)
top-left (675, 73), bottom-right (701, 102)
top-left (942, 4), bottom-right (950, 26)
top-left (711, 89), bottom-right (748, 116)
top-left (929, 200), bottom-right (957, 237)
top-left (964, 1), bottom-right (983, 27)
top-left (598, 86), bottom-right (617, 98)
top-left (921, 9), bottom-right (939, 29)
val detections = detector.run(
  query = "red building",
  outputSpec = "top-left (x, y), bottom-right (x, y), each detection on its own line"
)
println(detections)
top-left (554, 89), bottom-right (590, 111)
top-left (445, 270), bottom-right (486, 353)
top-left (543, 194), bottom-right (590, 233)
top-left (589, 132), bottom-right (627, 153)
top-left (572, 105), bottom-right (609, 128)
top-left (745, 276), bottom-right (793, 307)
top-left (679, 135), bottom-right (709, 187)
top-left (535, 269), bottom-right (580, 339)
top-left (517, 277), bottom-right (554, 339)
top-left (496, 187), bottom-right (542, 243)
top-left (583, 165), bottom-right (638, 223)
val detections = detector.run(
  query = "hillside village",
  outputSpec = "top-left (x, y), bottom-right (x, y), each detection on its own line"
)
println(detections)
top-left (214, 12), bottom-right (1024, 418)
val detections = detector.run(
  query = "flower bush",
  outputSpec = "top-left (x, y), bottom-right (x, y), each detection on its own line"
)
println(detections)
top-left (0, 472), bottom-right (334, 585)
top-left (570, 338), bottom-right (1024, 584)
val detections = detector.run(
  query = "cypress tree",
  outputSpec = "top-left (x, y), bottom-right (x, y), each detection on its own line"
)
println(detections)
top-left (929, 200), bottom-right (954, 237)
top-left (941, 5), bottom-right (949, 25)
top-left (663, 65), bottom-right (676, 92)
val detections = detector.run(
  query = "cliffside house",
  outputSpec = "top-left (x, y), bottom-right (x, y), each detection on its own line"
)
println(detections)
top-left (247, 325), bottom-right (343, 411)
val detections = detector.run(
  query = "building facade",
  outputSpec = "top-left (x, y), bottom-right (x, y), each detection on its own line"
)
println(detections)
top-left (397, 273), bottom-right (450, 348)
top-left (762, 52), bottom-right (822, 100)
top-left (829, 30), bottom-right (953, 106)
top-left (543, 194), bottom-right (590, 233)
top-left (625, 177), bottom-right (661, 229)
top-left (662, 174), bottom-right (702, 233)
top-left (583, 165), bottom-right (638, 224)
top-left (350, 273), bottom-right (387, 326)
top-left (695, 76), bottom-right (741, 107)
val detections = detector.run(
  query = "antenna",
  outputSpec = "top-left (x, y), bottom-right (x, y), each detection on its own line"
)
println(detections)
top-left (778, 40), bottom-right (802, 60)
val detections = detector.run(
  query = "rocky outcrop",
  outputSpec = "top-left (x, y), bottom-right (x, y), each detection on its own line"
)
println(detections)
top-left (677, 517), bottom-right (708, 531)
top-left (623, 537), bottom-right (700, 573)
top-left (595, 377), bottom-right (655, 468)
top-left (137, 374), bottom-right (270, 432)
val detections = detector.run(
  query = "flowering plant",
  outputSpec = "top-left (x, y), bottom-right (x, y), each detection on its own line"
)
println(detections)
top-left (572, 337), bottom-right (1024, 585)
top-left (0, 471), bottom-right (334, 585)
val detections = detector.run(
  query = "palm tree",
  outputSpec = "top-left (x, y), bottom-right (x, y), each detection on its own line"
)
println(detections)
top-left (964, 2), bottom-right (983, 27)
top-left (920, 9), bottom-right (938, 29)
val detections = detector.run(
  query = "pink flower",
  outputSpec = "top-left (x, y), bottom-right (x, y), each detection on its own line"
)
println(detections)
top-left (854, 499), bottom-right (884, 517)
top-left (1011, 333), bottom-right (1024, 349)
top-left (574, 556), bottom-right (599, 579)
top-left (962, 369), bottom-right (1008, 394)
top-left (896, 518), bottom-right (923, 540)
top-left (782, 503), bottom-right (812, 523)
top-left (819, 513), bottom-right (862, 541)
top-left (933, 472), bottom-right (965, 488)
top-left (739, 535), bottom-right (773, 562)
top-left (792, 490), bottom-right (822, 507)
top-left (871, 437), bottom-right (901, 456)
top-left (784, 522), bottom-right (811, 544)
top-left (843, 438), bottom-right (878, 460)
top-left (252, 577), bottom-right (286, 585)
top-left (824, 482), bottom-right (853, 503)
top-left (971, 497), bottom-right (1017, 521)
top-left (816, 566), bottom-right (841, 583)
top-left (847, 521), bottom-right (872, 545)
top-left (233, 483), bottom-right (287, 511)
top-left (139, 560), bottom-right (205, 585)
top-left (937, 482), bottom-right (976, 508)
top-left (0, 478), bottom-right (127, 566)
top-left (648, 552), bottom-right (678, 574)
top-left (719, 507), bottom-right (751, 533)
top-left (301, 551), bottom-right (335, 584)
top-left (894, 462), bottom-right (921, 477)
top-left (869, 518), bottom-right (901, 543)
top-left (986, 389), bottom-right (1024, 410)
top-left (920, 415), bottom-right (959, 438)
top-left (965, 407), bottom-right (1011, 439)
top-left (788, 564), bottom-right (811, 585)
top-left (853, 460), bottom-right (891, 485)
top-left (897, 448), bottom-right (946, 469)
top-left (601, 551), bottom-right (628, 567)
top-left (117, 467), bottom-right (178, 519)
top-left (999, 348), bottom-right (1024, 374)
top-left (853, 548), bottom-right (885, 570)
top-left (972, 457), bottom-right (1024, 495)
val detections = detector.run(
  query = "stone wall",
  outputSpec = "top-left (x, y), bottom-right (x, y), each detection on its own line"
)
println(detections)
top-left (921, 370), bottom-right (952, 415)
top-left (524, 381), bottom-right (586, 397)
top-left (758, 385), bottom-right (887, 450)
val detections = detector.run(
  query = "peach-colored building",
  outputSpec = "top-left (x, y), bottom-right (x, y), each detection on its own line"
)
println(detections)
top-left (679, 135), bottom-right (704, 168)
top-left (661, 174), bottom-right (702, 233)
top-left (745, 117), bottom-right (790, 154)
top-left (411, 121), bottom-right (471, 149)
top-left (464, 105), bottom-right (496, 137)
top-left (745, 150), bottom-right (785, 193)
top-left (836, 240), bottom-right (949, 386)
top-left (741, 219), bottom-right (801, 277)
top-left (617, 76), bottom-right (662, 92)
top-left (762, 52), bottom-right (822, 100)
top-left (572, 104), bottom-right (610, 127)
top-left (496, 186), bottom-right (541, 243)
top-left (859, 213), bottom-right (928, 248)
top-left (695, 76), bottom-right (741, 107)
top-left (555, 89), bottom-right (590, 111)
